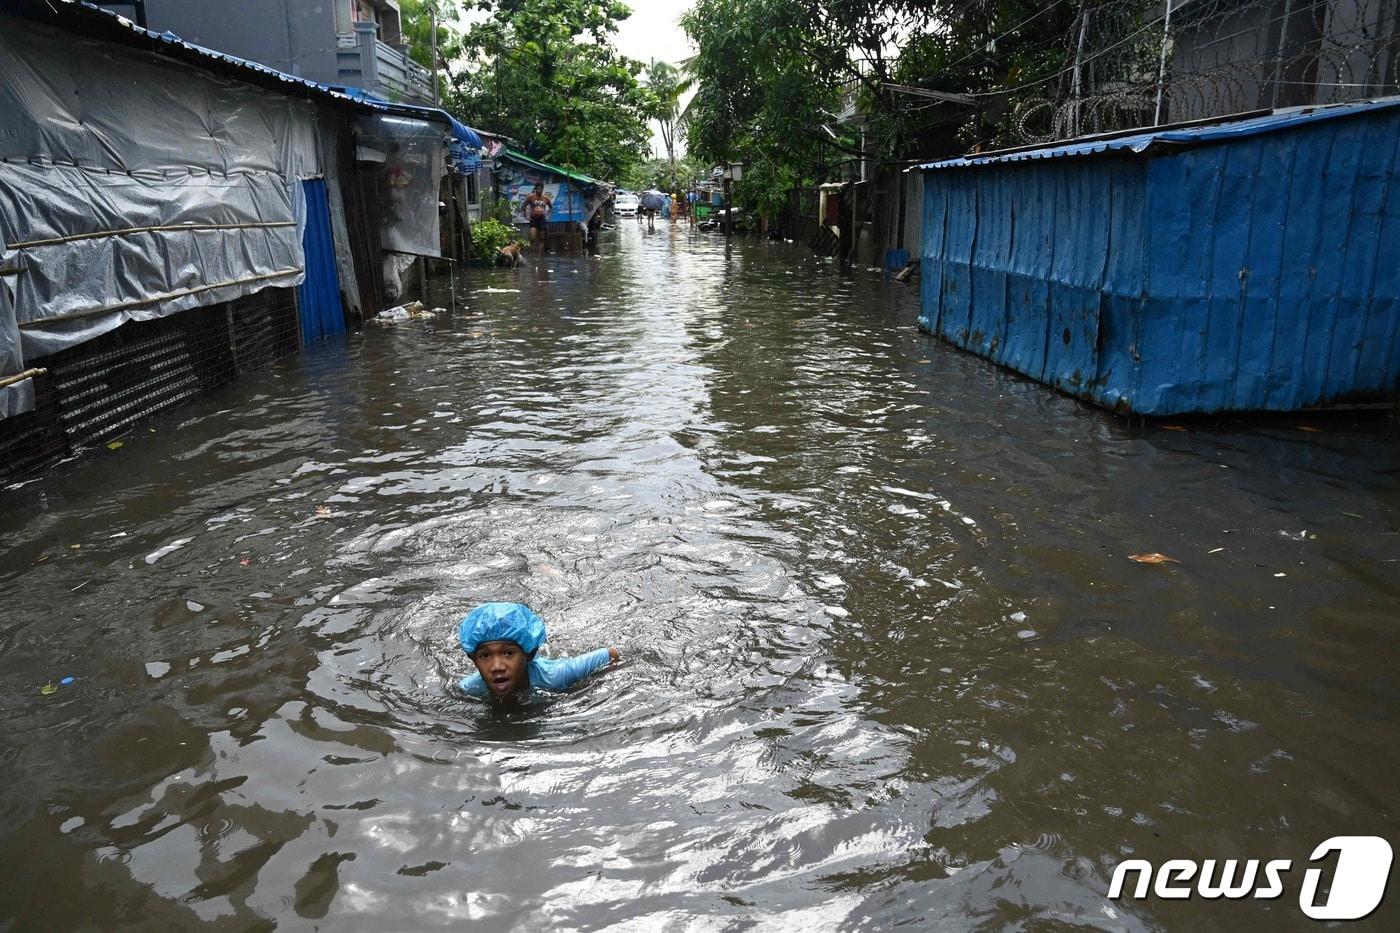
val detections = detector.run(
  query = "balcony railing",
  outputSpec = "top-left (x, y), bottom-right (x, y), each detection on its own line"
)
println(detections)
top-left (337, 23), bottom-right (436, 106)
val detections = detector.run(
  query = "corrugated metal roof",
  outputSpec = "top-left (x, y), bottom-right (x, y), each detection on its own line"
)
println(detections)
top-left (11, 1), bottom-right (489, 149)
top-left (498, 150), bottom-right (608, 188)
top-left (917, 96), bottom-right (1400, 171)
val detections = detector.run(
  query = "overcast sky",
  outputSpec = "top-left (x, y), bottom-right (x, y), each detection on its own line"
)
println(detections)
top-left (612, 0), bottom-right (696, 67)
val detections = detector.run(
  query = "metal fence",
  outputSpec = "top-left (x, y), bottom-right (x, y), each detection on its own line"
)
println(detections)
top-left (1009, 0), bottom-right (1399, 143)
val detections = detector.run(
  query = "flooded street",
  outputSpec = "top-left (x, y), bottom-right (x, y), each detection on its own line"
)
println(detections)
top-left (3, 222), bottom-right (1399, 929)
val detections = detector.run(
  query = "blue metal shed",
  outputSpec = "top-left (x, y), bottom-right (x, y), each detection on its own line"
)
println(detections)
top-left (916, 98), bottom-right (1400, 416)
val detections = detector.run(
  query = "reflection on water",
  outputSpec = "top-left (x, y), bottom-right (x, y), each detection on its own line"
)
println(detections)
top-left (2, 222), bottom-right (1398, 929)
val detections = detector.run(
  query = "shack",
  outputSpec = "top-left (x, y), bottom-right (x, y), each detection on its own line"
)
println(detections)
top-left (0, 0), bottom-right (457, 478)
top-left (916, 98), bottom-right (1400, 416)
top-left (493, 151), bottom-right (613, 253)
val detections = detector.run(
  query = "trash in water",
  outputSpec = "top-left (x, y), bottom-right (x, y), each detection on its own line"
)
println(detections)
top-left (373, 300), bottom-right (437, 324)
top-left (314, 506), bottom-right (334, 518)
top-left (106, 440), bottom-right (124, 450)
top-left (1120, 549), bottom-right (1176, 563)
top-left (60, 676), bottom-right (74, 685)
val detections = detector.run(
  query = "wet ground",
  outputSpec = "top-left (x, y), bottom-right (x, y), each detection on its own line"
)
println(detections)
top-left (2, 221), bottom-right (1399, 930)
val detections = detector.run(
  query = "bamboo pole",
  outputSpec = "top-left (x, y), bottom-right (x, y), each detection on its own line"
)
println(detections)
top-left (10, 221), bottom-right (295, 250)
top-left (0, 367), bottom-right (46, 390)
top-left (16, 268), bottom-right (301, 327)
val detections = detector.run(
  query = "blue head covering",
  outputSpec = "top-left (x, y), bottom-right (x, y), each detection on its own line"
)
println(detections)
top-left (459, 602), bottom-right (548, 656)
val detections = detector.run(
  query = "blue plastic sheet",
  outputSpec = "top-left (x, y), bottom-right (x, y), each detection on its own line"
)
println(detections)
top-left (296, 180), bottom-right (345, 345)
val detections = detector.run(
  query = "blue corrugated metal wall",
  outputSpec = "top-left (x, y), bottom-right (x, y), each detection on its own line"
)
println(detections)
top-left (919, 108), bottom-right (1400, 415)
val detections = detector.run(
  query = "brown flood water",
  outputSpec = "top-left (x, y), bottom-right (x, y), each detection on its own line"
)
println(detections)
top-left (2, 221), bottom-right (1398, 930)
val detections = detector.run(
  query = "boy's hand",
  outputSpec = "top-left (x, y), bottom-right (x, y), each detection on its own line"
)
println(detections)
top-left (608, 646), bottom-right (621, 663)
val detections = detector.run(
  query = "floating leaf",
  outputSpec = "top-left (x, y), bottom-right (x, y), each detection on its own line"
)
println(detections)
top-left (106, 440), bottom-right (123, 450)
top-left (1129, 552), bottom-right (1180, 565)
top-left (1296, 426), bottom-right (1321, 433)
top-left (1160, 424), bottom-right (1187, 432)
top-left (69, 544), bottom-right (81, 550)
top-left (39, 683), bottom-right (58, 696)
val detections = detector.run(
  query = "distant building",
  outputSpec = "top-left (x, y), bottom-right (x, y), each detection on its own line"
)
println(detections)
top-left (98, 0), bottom-right (436, 105)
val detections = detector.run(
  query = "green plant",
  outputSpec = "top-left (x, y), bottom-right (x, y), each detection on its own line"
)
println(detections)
top-left (472, 218), bottom-right (520, 260)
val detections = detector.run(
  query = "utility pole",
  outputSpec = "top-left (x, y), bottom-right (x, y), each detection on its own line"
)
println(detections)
top-left (1154, 0), bottom-right (1175, 125)
top-left (430, 1), bottom-right (441, 105)
top-left (1071, 8), bottom-right (1090, 136)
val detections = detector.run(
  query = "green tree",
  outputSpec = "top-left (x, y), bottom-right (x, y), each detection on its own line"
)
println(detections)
top-left (681, 1), bottom-right (1083, 231)
top-left (398, 0), bottom-right (465, 100)
top-left (447, 0), bottom-right (656, 182)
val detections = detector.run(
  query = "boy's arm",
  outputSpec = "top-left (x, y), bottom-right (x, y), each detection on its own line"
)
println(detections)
top-left (534, 647), bottom-right (619, 691)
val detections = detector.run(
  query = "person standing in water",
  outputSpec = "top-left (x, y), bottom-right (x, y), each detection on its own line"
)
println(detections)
top-left (522, 182), bottom-right (553, 257)
top-left (458, 602), bottom-right (620, 700)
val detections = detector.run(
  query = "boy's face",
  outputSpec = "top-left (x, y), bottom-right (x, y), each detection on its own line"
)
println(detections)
top-left (471, 640), bottom-right (528, 697)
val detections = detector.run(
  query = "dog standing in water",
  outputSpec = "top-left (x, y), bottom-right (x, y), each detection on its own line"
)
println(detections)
top-left (496, 241), bottom-right (524, 268)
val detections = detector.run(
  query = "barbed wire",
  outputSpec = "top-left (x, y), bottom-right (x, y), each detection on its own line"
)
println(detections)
top-left (1002, 0), bottom-right (1399, 144)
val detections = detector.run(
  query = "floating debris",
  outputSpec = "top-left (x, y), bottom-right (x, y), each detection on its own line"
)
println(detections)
top-left (1128, 552), bottom-right (1180, 565)
top-left (372, 301), bottom-right (437, 324)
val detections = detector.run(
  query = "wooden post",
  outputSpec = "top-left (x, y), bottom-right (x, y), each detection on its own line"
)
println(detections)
top-left (724, 178), bottom-right (733, 238)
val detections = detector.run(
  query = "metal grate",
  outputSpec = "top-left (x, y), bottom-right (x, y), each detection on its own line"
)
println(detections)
top-left (0, 287), bottom-right (301, 483)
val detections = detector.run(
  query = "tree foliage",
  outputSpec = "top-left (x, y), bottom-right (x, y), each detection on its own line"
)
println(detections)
top-left (619, 154), bottom-right (708, 193)
top-left (681, 0), bottom-right (1084, 213)
top-left (446, 0), bottom-right (656, 182)
top-left (399, 0), bottom-right (465, 79)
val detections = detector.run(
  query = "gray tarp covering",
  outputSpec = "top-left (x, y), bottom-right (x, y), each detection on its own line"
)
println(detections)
top-left (355, 114), bottom-right (447, 259)
top-left (0, 263), bottom-right (30, 420)
top-left (0, 14), bottom-right (317, 367)
top-left (318, 109), bottom-right (363, 322)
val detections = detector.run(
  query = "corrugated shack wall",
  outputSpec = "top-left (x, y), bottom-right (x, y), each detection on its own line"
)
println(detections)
top-left (919, 104), bottom-right (1400, 416)
top-left (921, 160), bottom-right (1146, 405)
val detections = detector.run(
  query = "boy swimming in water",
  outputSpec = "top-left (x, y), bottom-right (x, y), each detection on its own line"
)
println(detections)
top-left (458, 602), bottom-right (620, 699)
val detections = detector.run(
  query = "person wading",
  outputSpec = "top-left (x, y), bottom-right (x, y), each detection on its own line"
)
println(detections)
top-left (523, 182), bottom-right (553, 258)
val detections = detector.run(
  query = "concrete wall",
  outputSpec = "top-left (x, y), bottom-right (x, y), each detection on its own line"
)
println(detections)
top-left (139, 0), bottom-right (339, 83)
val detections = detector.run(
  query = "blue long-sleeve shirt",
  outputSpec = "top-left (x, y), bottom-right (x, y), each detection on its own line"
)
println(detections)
top-left (459, 648), bottom-right (614, 697)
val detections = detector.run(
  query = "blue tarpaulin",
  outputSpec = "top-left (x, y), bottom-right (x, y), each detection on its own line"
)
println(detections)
top-left (918, 98), bottom-right (1400, 416)
top-left (297, 179), bottom-right (345, 345)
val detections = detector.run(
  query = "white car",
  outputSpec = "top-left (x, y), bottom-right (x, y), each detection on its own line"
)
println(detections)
top-left (614, 193), bottom-right (640, 216)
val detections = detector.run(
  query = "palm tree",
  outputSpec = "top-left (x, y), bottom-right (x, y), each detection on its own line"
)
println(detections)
top-left (645, 59), bottom-right (693, 191)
